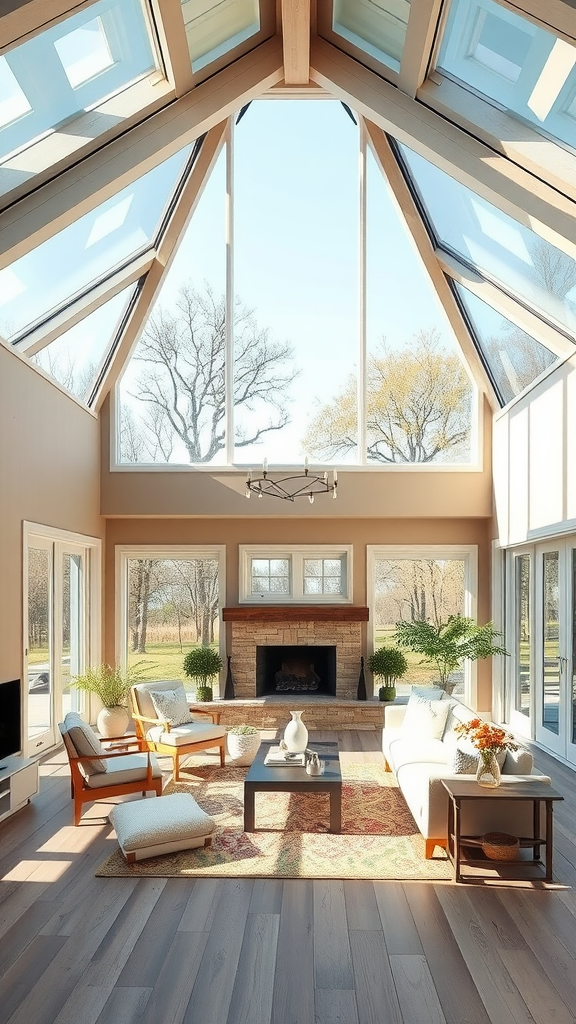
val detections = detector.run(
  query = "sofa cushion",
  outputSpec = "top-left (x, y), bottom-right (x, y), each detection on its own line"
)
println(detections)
top-left (149, 686), bottom-right (193, 727)
top-left (63, 712), bottom-right (107, 775)
top-left (452, 741), bottom-right (507, 774)
top-left (389, 737), bottom-right (450, 774)
top-left (401, 694), bottom-right (451, 741)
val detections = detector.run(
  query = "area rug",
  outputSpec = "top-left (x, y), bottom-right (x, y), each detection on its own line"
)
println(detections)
top-left (96, 761), bottom-right (450, 880)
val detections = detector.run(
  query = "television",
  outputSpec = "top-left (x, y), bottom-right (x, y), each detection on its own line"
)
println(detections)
top-left (0, 679), bottom-right (22, 766)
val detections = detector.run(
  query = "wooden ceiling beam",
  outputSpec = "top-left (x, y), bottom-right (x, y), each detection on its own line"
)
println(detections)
top-left (281, 0), bottom-right (311, 85)
top-left (310, 38), bottom-right (576, 261)
top-left (0, 38), bottom-right (283, 270)
top-left (93, 121), bottom-right (228, 410)
top-left (363, 118), bottom-right (497, 407)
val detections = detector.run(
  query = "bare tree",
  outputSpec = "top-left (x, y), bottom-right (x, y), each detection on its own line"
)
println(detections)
top-left (124, 284), bottom-right (298, 463)
top-left (304, 330), bottom-right (472, 464)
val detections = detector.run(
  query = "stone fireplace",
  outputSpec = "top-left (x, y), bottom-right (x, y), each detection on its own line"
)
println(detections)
top-left (223, 606), bottom-right (369, 701)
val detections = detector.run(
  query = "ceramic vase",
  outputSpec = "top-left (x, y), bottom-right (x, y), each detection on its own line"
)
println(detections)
top-left (283, 710), bottom-right (308, 753)
top-left (476, 749), bottom-right (501, 788)
top-left (97, 705), bottom-right (129, 739)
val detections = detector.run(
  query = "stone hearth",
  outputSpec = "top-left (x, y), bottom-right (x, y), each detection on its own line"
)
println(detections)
top-left (223, 605), bottom-right (369, 701)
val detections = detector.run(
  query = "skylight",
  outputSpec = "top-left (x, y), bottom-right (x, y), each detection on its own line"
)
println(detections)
top-left (182, 0), bottom-right (260, 73)
top-left (332, 0), bottom-right (410, 72)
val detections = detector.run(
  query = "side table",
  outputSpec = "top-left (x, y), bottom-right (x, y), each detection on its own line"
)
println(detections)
top-left (442, 779), bottom-right (563, 883)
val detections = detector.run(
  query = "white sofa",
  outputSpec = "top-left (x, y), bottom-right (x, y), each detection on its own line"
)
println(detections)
top-left (382, 694), bottom-right (551, 858)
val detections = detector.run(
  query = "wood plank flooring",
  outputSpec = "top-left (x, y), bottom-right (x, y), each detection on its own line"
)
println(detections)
top-left (1, 731), bottom-right (576, 1024)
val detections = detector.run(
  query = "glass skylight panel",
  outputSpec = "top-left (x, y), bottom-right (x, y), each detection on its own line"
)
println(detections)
top-left (332, 0), bottom-right (410, 72)
top-left (29, 286), bottom-right (136, 404)
top-left (398, 144), bottom-right (576, 338)
top-left (54, 16), bottom-right (114, 89)
top-left (454, 284), bottom-right (558, 405)
top-left (0, 58), bottom-right (32, 129)
top-left (438, 0), bottom-right (576, 151)
top-left (0, 0), bottom-right (156, 198)
top-left (0, 146), bottom-right (191, 342)
top-left (181, 0), bottom-right (260, 72)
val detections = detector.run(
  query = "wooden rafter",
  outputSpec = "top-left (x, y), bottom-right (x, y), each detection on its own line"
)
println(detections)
top-left (398, 0), bottom-right (443, 97)
top-left (0, 38), bottom-right (283, 271)
top-left (310, 38), bottom-right (576, 261)
top-left (150, 0), bottom-right (194, 97)
top-left (281, 0), bottom-right (311, 86)
top-left (363, 118), bottom-right (497, 407)
top-left (93, 121), bottom-right (228, 410)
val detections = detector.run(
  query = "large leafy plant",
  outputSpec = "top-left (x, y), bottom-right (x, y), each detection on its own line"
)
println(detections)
top-left (72, 663), bottom-right (141, 708)
top-left (394, 615), bottom-right (508, 691)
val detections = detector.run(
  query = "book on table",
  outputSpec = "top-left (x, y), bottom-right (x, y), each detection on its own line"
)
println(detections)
top-left (264, 746), bottom-right (306, 767)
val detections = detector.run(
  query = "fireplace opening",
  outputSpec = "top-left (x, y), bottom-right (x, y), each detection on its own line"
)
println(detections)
top-left (256, 645), bottom-right (337, 697)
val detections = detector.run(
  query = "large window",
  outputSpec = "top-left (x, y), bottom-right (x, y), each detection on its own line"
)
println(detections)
top-left (117, 100), bottom-right (477, 467)
top-left (240, 546), bottom-right (352, 604)
top-left (118, 547), bottom-right (226, 685)
top-left (368, 546), bottom-right (476, 697)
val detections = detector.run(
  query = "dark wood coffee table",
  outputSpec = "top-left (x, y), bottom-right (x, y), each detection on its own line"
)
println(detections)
top-left (244, 741), bottom-right (342, 833)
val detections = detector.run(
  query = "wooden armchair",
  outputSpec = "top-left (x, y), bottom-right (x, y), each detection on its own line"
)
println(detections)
top-left (130, 680), bottom-right (226, 781)
top-left (59, 713), bottom-right (163, 825)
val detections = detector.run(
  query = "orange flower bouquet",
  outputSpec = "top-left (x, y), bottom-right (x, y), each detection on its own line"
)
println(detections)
top-left (454, 718), bottom-right (518, 787)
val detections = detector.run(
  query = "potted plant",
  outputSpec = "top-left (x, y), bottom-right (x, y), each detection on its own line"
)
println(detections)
top-left (394, 615), bottom-right (509, 695)
top-left (72, 663), bottom-right (138, 737)
top-left (368, 646), bottom-right (408, 701)
top-left (183, 646), bottom-right (223, 701)
top-left (227, 724), bottom-right (261, 765)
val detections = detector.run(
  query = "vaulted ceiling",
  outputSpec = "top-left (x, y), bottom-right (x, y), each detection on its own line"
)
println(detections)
top-left (1, 0), bottom-right (575, 431)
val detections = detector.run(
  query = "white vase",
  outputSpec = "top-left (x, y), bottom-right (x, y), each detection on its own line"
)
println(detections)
top-left (283, 710), bottom-right (308, 753)
top-left (227, 731), bottom-right (261, 766)
top-left (97, 705), bottom-right (129, 739)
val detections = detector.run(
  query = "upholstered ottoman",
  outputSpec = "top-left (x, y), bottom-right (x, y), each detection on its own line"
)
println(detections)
top-left (109, 793), bottom-right (215, 862)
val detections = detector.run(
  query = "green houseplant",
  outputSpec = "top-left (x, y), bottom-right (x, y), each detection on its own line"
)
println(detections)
top-left (368, 646), bottom-right (408, 701)
top-left (183, 646), bottom-right (223, 701)
top-left (227, 724), bottom-right (261, 765)
top-left (72, 663), bottom-right (139, 737)
top-left (394, 615), bottom-right (508, 694)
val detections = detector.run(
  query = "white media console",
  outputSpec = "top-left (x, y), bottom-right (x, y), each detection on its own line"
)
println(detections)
top-left (0, 756), bottom-right (39, 822)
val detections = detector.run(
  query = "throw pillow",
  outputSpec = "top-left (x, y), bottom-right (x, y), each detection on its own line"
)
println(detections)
top-left (149, 686), bottom-right (193, 727)
top-left (401, 694), bottom-right (451, 741)
top-left (64, 712), bottom-right (107, 775)
top-left (452, 740), bottom-right (507, 774)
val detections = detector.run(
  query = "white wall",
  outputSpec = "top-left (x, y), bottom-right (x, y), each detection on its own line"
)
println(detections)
top-left (493, 354), bottom-right (576, 546)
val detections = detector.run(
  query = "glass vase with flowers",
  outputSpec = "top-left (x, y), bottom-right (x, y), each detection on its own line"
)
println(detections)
top-left (454, 718), bottom-right (518, 788)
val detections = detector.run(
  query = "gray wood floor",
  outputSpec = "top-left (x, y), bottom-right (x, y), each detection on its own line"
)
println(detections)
top-left (2, 730), bottom-right (576, 1024)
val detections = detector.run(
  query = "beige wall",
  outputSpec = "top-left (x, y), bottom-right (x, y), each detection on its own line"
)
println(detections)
top-left (493, 354), bottom-right (576, 546)
top-left (0, 347), bottom-right (103, 682)
top-left (100, 396), bottom-right (493, 519)
top-left (104, 516), bottom-right (494, 708)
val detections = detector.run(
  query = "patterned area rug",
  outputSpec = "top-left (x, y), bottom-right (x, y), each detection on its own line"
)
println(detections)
top-left (96, 761), bottom-right (450, 879)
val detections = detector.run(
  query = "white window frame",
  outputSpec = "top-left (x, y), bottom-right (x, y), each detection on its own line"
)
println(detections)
top-left (23, 521), bottom-right (101, 752)
top-left (367, 544), bottom-right (478, 705)
top-left (239, 545), bottom-right (353, 604)
top-left (115, 545), bottom-right (226, 685)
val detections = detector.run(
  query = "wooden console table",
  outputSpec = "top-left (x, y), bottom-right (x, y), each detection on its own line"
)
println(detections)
top-left (442, 779), bottom-right (564, 883)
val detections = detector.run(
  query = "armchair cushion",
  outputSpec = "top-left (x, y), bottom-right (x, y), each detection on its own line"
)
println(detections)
top-left (145, 721), bottom-right (225, 747)
top-left (84, 751), bottom-right (164, 788)
top-left (149, 686), bottom-right (193, 727)
top-left (63, 712), bottom-right (107, 775)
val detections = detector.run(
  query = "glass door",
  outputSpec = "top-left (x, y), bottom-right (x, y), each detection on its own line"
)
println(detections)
top-left (27, 540), bottom-right (55, 755)
top-left (24, 526), bottom-right (99, 756)
top-left (508, 549), bottom-right (533, 738)
top-left (534, 542), bottom-right (570, 758)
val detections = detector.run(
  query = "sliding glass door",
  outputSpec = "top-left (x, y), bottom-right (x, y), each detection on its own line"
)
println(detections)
top-left (25, 525), bottom-right (100, 756)
top-left (508, 538), bottom-right (576, 765)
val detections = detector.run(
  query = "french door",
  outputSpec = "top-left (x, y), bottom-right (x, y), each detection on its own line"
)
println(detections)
top-left (24, 524), bottom-right (101, 757)
top-left (509, 538), bottom-right (576, 764)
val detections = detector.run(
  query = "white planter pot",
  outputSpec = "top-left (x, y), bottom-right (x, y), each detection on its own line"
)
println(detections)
top-left (97, 705), bottom-right (129, 739)
top-left (227, 731), bottom-right (261, 766)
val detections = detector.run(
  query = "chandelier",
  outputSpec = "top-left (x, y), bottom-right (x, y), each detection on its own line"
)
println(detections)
top-left (245, 460), bottom-right (337, 503)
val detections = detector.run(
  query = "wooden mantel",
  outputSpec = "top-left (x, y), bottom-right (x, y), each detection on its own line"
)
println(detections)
top-left (223, 606), bottom-right (369, 622)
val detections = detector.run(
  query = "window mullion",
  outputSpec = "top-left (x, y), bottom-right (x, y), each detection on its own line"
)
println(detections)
top-left (225, 116), bottom-right (234, 466)
top-left (358, 120), bottom-right (367, 465)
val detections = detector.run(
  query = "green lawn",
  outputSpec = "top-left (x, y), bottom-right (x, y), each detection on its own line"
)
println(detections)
top-left (127, 642), bottom-right (220, 683)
